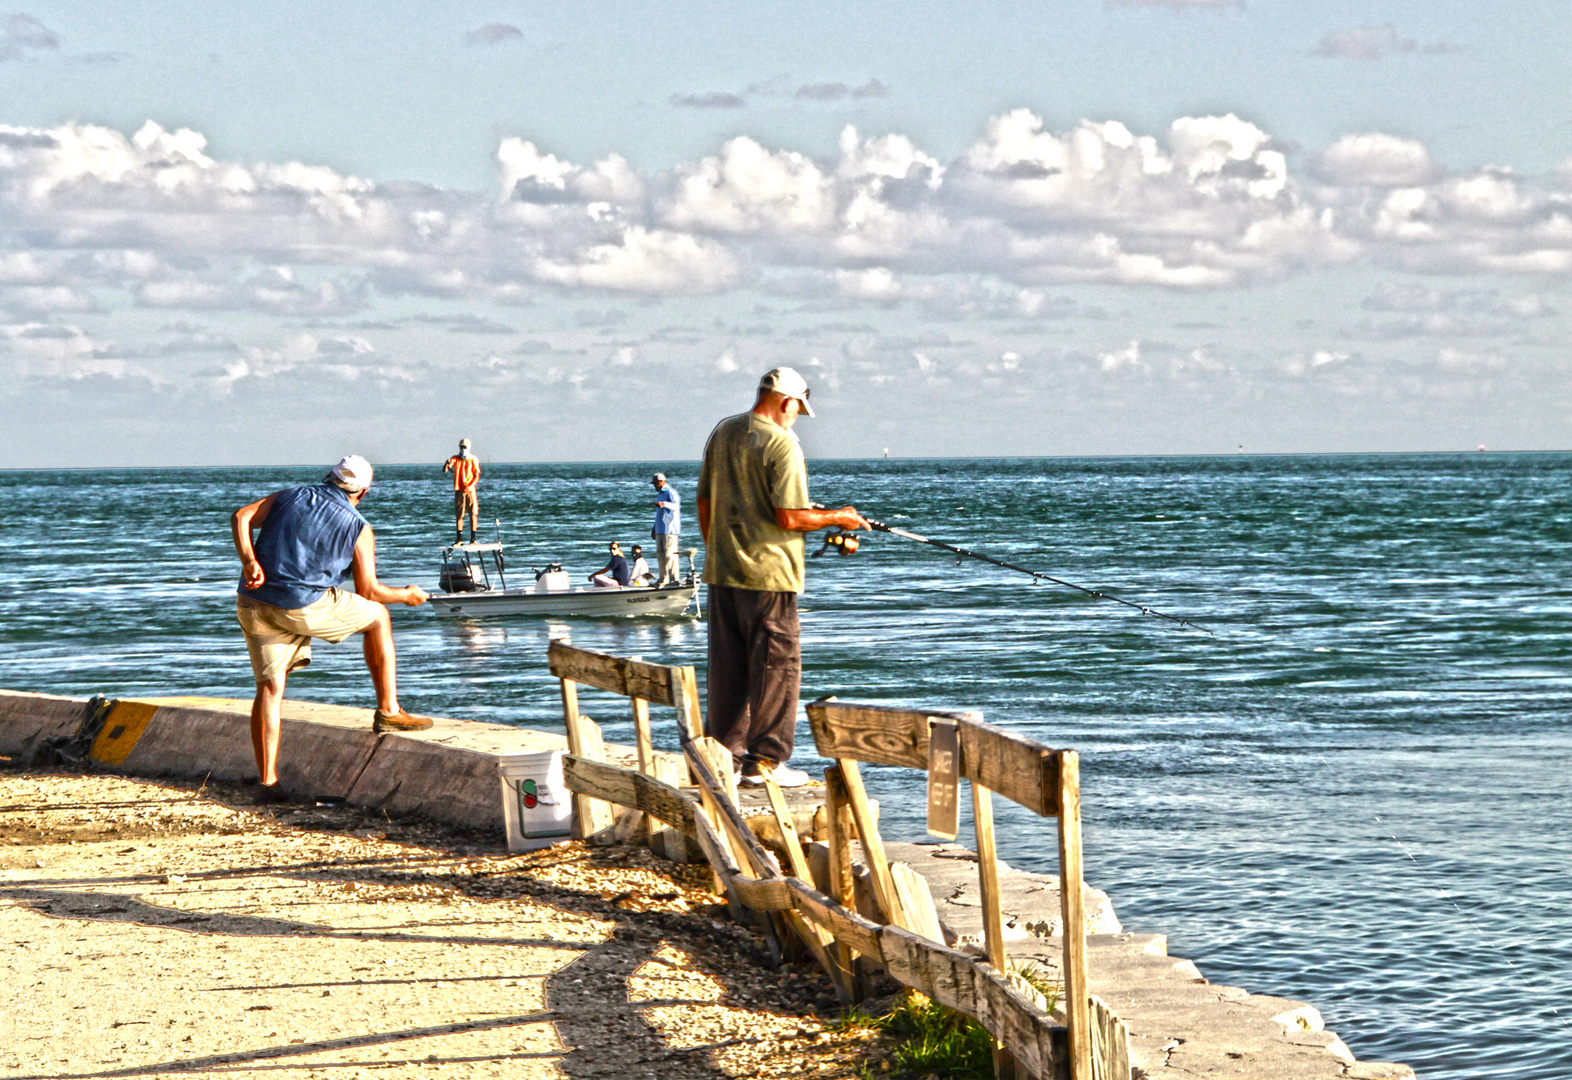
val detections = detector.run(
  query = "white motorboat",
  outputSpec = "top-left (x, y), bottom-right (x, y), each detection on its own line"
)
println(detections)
top-left (427, 541), bottom-right (699, 619)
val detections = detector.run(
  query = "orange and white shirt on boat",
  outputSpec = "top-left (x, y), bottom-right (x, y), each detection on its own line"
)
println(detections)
top-left (445, 455), bottom-right (481, 491)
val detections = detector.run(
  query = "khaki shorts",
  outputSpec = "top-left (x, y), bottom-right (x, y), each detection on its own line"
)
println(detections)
top-left (237, 589), bottom-right (383, 685)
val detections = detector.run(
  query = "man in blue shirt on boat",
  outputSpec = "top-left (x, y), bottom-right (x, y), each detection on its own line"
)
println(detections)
top-left (231, 455), bottom-right (432, 804)
top-left (651, 472), bottom-right (681, 587)
top-left (697, 366), bottom-right (868, 788)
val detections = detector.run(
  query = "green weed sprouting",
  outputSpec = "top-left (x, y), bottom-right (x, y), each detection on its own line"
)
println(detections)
top-left (837, 993), bottom-right (995, 1078)
top-left (1010, 960), bottom-right (1063, 1013)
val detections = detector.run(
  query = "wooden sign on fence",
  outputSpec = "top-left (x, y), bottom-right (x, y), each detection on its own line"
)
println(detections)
top-left (926, 716), bottom-right (960, 840)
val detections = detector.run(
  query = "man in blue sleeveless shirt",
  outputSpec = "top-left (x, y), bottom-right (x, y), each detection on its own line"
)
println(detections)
top-left (231, 455), bottom-right (431, 803)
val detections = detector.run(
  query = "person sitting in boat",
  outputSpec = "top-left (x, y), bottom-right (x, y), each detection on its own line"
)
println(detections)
top-left (628, 544), bottom-right (652, 586)
top-left (588, 542), bottom-right (632, 588)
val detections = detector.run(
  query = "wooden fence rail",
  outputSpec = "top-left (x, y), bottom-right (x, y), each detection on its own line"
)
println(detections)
top-left (545, 641), bottom-right (1129, 1080)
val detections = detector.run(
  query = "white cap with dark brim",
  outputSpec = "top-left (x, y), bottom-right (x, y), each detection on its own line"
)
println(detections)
top-left (329, 455), bottom-right (373, 492)
top-left (758, 366), bottom-right (815, 416)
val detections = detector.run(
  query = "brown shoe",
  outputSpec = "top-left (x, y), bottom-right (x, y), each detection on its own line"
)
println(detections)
top-left (373, 708), bottom-right (434, 733)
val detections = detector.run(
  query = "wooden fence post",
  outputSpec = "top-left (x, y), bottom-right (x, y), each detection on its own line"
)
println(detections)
top-left (974, 780), bottom-right (1019, 1079)
top-left (824, 765), bottom-right (863, 995)
top-left (836, 758), bottom-right (906, 928)
top-left (1059, 750), bottom-right (1091, 1080)
top-left (761, 764), bottom-right (857, 1003)
top-left (560, 677), bottom-right (615, 840)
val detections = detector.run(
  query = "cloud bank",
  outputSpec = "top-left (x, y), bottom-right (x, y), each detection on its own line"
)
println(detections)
top-left (3, 108), bottom-right (1569, 314)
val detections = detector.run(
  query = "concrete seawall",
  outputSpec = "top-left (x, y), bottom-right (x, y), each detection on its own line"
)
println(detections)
top-left (0, 689), bottom-right (648, 832)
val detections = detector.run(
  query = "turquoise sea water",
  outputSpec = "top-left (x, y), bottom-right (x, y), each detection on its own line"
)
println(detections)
top-left (3, 455), bottom-right (1570, 1078)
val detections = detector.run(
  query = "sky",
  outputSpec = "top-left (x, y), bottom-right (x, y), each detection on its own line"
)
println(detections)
top-left (4, 1), bottom-right (1572, 467)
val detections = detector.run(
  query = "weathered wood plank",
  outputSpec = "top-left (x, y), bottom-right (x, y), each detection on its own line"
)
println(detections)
top-left (548, 639), bottom-right (675, 706)
top-left (960, 717), bottom-right (1060, 819)
top-left (807, 699), bottom-right (1062, 818)
top-left (688, 797), bottom-right (752, 922)
top-left (1059, 750), bottom-right (1091, 1080)
top-left (789, 879), bottom-right (885, 961)
top-left (889, 863), bottom-right (944, 945)
top-left (649, 753), bottom-right (695, 862)
top-left (728, 870), bottom-right (792, 911)
top-left (760, 768), bottom-right (855, 1000)
top-left (1089, 995), bottom-right (1129, 1080)
top-left (926, 716), bottom-right (960, 840)
top-left (807, 699), bottom-right (958, 770)
top-left (683, 736), bottom-right (783, 883)
top-left (673, 664), bottom-right (705, 741)
top-left (973, 782), bottom-right (1007, 971)
top-left (974, 961), bottom-right (1061, 1080)
top-left (560, 754), bottom-right (698, 837)
top-left (630, 695), bottom-right (655, 842)
top-left (560, 680), bottom-right (616, 839)
top-left (837, 758), bottom-right (905, 928)
top-left (823, 765), bottom-right (860, 982)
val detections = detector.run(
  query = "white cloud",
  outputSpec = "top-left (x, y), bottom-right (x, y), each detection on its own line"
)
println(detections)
top-left (1319, 133), bottom-right (1439, 187)
top-left (836, 267), bottom-right (902, 300)
top-left (533, 226), bottom-right (742, 294)
top-left (1099, 340), bottom-right (1144, 372)
top-left (1, 110), bottom-right (1571, 329)
top-left (1, 284), bottom-right (97, 315)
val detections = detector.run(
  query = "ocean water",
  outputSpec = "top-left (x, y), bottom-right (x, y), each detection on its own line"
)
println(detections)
top-left (3, 454), bottom-right (1570, 1078)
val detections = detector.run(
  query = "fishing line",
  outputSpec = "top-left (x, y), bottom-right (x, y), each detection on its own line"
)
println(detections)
top-left (815, 512), bottom-right (1213, 634)
top-left (1372, 813), bottom-right (1569, 1030)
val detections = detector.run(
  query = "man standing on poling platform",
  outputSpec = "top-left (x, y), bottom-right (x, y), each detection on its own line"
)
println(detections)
top-left (651, 472), bottom-right (681, 586)
top-left (443, 438), bottom-right (481, 544)
top-left (697, 366), bottom-right (868, 788)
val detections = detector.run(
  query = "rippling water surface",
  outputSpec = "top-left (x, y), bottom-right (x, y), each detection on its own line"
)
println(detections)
top-left (3, 454), bottom-right (1570, 1078)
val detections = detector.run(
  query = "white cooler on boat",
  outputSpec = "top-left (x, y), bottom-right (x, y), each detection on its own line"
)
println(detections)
top-left (498, 751), bottom-right (573, 851)
top-left (534, 571), bottom-right (571, 592)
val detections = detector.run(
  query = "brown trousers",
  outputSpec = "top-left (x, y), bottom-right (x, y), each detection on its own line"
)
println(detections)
top-left (705, 585), bottom-right (800, 770)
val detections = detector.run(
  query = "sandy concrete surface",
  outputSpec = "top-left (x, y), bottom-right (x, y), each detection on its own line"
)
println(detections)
top-left (0, 764), bottom-right (892, 1080)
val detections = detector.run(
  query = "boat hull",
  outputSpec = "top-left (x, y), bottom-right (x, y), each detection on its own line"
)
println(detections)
top-left (428, 584), bottom-right (697, 619)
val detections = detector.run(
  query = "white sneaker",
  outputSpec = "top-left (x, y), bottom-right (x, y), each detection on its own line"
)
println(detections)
top-left (767, 764), bottom-right (813, 788)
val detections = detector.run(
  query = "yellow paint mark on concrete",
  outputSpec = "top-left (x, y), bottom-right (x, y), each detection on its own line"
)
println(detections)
top-left (90, 701), bottom-right (161, 766)
top-left (136, 696), bottom-right (250, 710)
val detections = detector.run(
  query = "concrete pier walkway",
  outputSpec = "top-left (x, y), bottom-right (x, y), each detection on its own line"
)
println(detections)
top-left (1, 689), bottom-right (1414, 1079)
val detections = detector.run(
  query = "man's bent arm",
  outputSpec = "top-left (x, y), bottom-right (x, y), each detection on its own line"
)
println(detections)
top-left (231, 494), bottom-right (276, 589)
top-left (696, 496), bottom-right (710, 542)
top-left (776, 506), bottom-right (869, 533)
top-left (351, 526), bottom-right (429, 606)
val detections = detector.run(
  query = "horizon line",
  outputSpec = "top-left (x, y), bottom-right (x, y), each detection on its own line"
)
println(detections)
top-left (0, 447), bottom-right (1553, 475)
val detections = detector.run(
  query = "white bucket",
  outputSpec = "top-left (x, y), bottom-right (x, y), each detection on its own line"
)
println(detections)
top-left (498, 751), bottom-right (573, 851)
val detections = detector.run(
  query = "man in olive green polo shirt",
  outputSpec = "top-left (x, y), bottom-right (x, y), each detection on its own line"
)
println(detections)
top-left (696, 366), bottom-right (868, 788)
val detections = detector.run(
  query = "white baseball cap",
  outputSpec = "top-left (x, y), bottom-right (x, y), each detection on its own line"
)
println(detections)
top-left (758, 366), bottom-right (815, 416)
top-left (330, 455), bottom-right (374, 491)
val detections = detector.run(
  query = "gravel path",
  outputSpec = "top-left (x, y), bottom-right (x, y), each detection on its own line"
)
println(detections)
top-left (0, 766), bottom-right (890, 1080)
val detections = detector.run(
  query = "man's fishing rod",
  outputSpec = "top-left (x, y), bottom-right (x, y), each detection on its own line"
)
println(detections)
top-left (813, 512), bottom-right (1212, 635)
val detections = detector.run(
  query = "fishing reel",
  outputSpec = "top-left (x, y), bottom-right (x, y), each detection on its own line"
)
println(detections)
top-left (812, 529), bottom-right (862, 558)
